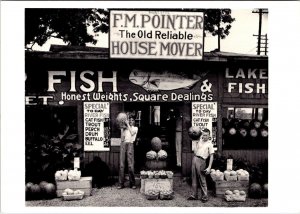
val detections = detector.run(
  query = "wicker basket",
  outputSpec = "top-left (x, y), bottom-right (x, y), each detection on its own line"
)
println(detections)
top-left (224, 194), bottom-right (246, 202)
top-left (160, 192), bottom-right (174, 200)
top-left (62, 193), bottom-right (84, 201)
top-left (160, 174), bottom-right (168, 179)
top-left (140, 174), bottom-right (148, 179)
top-left (214, 174), bottom-right (224, 181)
top-left (225, 175), bottom-right (237, 181)
top-left (145, 193), bottom-right (159, 200)
top-left (154, 174), bottom-right (160, 179)
top-left (237, 175), bottom-right (249, 181)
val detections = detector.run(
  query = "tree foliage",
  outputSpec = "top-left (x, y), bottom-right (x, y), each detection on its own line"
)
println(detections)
top-left (25, 9), bottom-right (109, 49)
top-left (25, 9), bottom-right (234, 49)
top-left (204, 9), bottom-right (235, 39)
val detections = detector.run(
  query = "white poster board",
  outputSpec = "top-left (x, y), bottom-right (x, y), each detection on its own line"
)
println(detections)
top-left (83, 102), bottom-right (110, 151)
top-left (191, 102), bottom-right (217, 148)
top-left (110, 10), bottom-right (204, 60)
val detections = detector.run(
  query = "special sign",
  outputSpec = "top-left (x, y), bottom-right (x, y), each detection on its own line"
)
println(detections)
top-left (192, 102), bottom-right (217, 137)
top-left (110, 10), bottom-right (204, 60)
top-left (83, 102), bottom-right (110, 151)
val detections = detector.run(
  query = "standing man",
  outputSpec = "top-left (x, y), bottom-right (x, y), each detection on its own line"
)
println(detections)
top-left (153, 105), bottom-right (160, 126)
top-left (188, 128), bottom-right (214, 202)
top-left (175, 110), bottom-right (183, 168)
top-left (118, 115), bottom-right (138, 189)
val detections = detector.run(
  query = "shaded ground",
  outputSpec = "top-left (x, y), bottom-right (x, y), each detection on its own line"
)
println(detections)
top-left (26, 177), bottom-right (268, 207)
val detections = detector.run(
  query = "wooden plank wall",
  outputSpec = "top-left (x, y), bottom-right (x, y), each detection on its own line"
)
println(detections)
top-left (182, 150), bottom-right (267, 177)
top-left (222, 150), bottom-right (268, 164)
top-left (83, 149), bottom-right (120, 176)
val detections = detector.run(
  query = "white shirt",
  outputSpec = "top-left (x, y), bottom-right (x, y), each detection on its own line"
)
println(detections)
top-left (122, 126), bottom-right (138, 143)
top-left (192, 138), bottom-right (214, 159)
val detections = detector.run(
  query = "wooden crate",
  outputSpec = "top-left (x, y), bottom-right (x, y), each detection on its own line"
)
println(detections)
top-left (214, 180), bottom-right (249, 197)
top-left (56, 177), bottom-right (92, 197)
top-left (140, 178), bottom-right (173, 194)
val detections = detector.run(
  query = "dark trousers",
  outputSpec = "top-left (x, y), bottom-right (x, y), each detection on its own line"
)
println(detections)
top-left (119, 142), bottom-right (135, 186)
top-left (191, 156), bottom-right (208, 198)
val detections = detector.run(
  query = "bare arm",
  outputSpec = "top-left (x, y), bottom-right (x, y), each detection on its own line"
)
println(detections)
top-left (125, 121), bottom-right (137, 136)
top-left (204, 154), bottom-right (214, 175)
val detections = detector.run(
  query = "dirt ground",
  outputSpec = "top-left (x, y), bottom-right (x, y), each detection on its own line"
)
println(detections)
top-left (26, 177), bottom-right (268, 207)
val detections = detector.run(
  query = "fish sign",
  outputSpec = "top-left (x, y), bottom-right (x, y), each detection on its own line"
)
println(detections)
top-left (129, 69), bottom-right (209, 92)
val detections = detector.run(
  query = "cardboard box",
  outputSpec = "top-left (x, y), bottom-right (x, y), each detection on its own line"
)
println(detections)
top-left (56, 177), bottom-right (92, 197)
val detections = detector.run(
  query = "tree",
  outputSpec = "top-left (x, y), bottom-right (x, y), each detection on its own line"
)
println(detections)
top-left (25, 9), bottom-right (109, 49)
top-left (204, 9), bottom-right (235, 50)
top-left (25, 9), bottom-right (234, 50)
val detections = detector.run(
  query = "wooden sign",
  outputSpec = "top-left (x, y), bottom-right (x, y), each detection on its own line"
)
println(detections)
top-left (74, 157), bottom-right (80, 169)
top-left (227, 159), bottom-right (233, 171)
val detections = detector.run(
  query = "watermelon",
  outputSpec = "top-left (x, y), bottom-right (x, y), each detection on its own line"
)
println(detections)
top-left (242, 120), bottom-right (250, 128)
top-left (39, 181), bottom-right (48, 189)
top-left (254, 121), bottom-right (261, 129)
top-left (44, 183), bottom-right (56, 198)
top-left (146, 150), bottom-right (157, 160)
top-left (188, 126), bottom-right (202, 140)
top-left (116, 112), bottom-right (128, 129)
top-left (157, 150), bottom-right (168, 160)
top-left (261, 128), bottom-right (268, 137)
top-left (151, 137), bottom-right (162, 151)
top-left (26, 182), bottom-right (34, 200)
top-left (39, 181), bottom-right (49, 198)
top-left (249, 183), bottom-right (262, 198)
top-left (229, 127), bottom-right (237, 135)
top-left (240, 190), bottom-right (246, 196)
top-left (225, 190), bottom-right (233, 195)
top-left (250, 128), bottom-right (258, 137)
top-left (233, 190), bottom-right (240, 195)
top-left (262, 183), bottom-right (268, 197)
top-left (30, 184), bottom-right (41, 199)
top-left (239, 128), bottom-right (247, 137)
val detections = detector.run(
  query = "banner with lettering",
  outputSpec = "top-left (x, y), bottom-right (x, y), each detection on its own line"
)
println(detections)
top-left (110, 10), bottom-right (204, 60)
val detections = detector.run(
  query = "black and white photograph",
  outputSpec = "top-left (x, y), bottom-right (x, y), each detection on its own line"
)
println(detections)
top-left (1, 1), bottom-right (300, 213)
top-left (24, 7), bottom-right (268, 207)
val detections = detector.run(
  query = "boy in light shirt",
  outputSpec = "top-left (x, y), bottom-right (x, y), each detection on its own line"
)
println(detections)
top-left (118, 115), bottom-right (138, 189)
top-left (188, 128), bottom-right (214, 202)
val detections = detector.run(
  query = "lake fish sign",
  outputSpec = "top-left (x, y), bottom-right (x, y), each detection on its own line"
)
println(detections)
top-left (110, 10), bottom-right (204, 60)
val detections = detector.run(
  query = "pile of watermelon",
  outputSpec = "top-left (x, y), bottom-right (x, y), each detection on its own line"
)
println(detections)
top-left (224, 189), bottom-right (247, 202)
top-left (210, 169), bottom-right (224, 181)
top-left (26, 181), bottom-right (56, 200)
top-left (222, 118), bottom-right (268, 148)
top-left (55, 169), bottom-right (81, 181)
top-left (146, 137), bottom-right (168, 161)
top-left (249, 182), bottom-right (268, 198)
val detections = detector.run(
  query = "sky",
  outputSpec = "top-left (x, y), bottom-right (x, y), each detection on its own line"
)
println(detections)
top-left (31, 9), bottom-right (268, 55)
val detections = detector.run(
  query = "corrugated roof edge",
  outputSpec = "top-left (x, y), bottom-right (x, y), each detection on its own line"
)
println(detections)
top-left (25, 45), bottom-right (268, 61)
